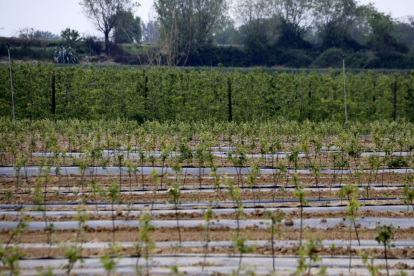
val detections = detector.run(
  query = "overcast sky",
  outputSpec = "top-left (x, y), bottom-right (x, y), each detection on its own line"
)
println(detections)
top-left (0, 0), bottom-right (413, 38)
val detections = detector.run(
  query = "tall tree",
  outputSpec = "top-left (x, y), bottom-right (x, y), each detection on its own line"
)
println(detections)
top-left (155, 0), bottom-right (229, 63)
top-left (393, 16), bottom-right (414, 50)
top-left (192, 0), bottom-right (229, 46)
top-left (80, 0), bottom-right (137, 54)
top-left (234, 0), bottom-right (271, 39)
top-left (367, 9), bottom-right (409, 53)
top-left (234, 0), bottom-right (277, 64)
top-left (17, 27), bottom-right (35, 39)
top-left (142, 20), bottom-right (159, 43)
top-left (349, 4), bottom-right (372, 45)
top-left (154, 0), bottom-right (192, 64)
top-left (215, 19), bottom-right (240, 45)
top-left (270, 0), bottom-right (314, 48)
top-left (113, 9), bottom-right (142, 43)
top-left (313, 0), bottom-right (362, 50)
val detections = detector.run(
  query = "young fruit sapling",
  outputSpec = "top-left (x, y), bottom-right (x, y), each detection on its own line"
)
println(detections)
top-left (202, 207), bottom-right (213, 271)
top-left (135, 212), bottom-right (155, 276)
top-left (265, 209), bottom-right (283, 272)
top-left (232, 234), bottom-right (255, 275)
top-left (346, 193), bottom-right (361, 271)
top-left (107, 182), bottom-right (120, 243)
top-left (168, 183), bottom-right (182, 246)
top-left (375, 224), bottom-right (395, 276)
top-left (293, 175), bottom-right (308, 246)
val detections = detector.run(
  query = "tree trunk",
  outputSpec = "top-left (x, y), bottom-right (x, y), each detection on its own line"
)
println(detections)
top-left (105, 31), bottom-right (110, 55)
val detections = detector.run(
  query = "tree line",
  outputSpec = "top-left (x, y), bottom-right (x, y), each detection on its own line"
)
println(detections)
top-left (3, 0), bottom-right (414, 68)
top-left (152, 0), bottom-right (414, 68)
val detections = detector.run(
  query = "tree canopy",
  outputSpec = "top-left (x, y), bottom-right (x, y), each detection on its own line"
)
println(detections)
top-left (80, 0), bottom-right (137, 54)
top-left (148, 0), bottom-right (414, 67)
top-left (61, 28), bottom-right (82, 43)
top-left (154, 0), bottom-right (229, 64)
top-left (113, 9), bottom-right (141, 43)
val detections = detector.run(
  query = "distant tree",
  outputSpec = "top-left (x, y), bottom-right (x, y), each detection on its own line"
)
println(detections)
top-left (215, 20), bottom-right (241, 45)
top-left (155, 0), bottom-right (229, 52)
top-left (313, 0), bottom-right (363, 50)
top-left (394, 16), bottom-right (414, 50)
top-left (113, 9), bottom-right (141, 43)
top-left (192, 0), bottom-right (229, 47)
top-left (270, 0), bottom-right (314, 48)
top-left (348, 4), bottom-right (372, 45)
top-left (85, 36), bottom-right (103, 55)
top-left (33, 30), bottom-right (60, 40)
top-left (61, 28), bottom-right (82, 42)
top-left (234, 0), bottom-right (276, 64)
top-left (18, 28), bottom-right (60, 40)
top-left (142, 20), bottom-right (159, 43)
top-left (154, 0), bottom-right (194, 65)
top-left (366, 9), bottom-right (409, 53)
top-left (18, 27), bottom-right (35, 39)
top-left (234, 0), bottom-right (272, 41)
top-left (80, 0), bottom-right (137, 54)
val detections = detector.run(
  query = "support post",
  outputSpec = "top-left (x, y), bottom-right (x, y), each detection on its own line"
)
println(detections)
top-left (393, 80), bottom-right (397, 121)
top-left (52, 71), bottom-right (56, 116)
top-left (7, 43), bottom-right (15, 122)
top-left (228, 78), bottom-right (232, 122)
top-left (144, 75), bottom-right (148, 99)
top-left (343, 55), bottom-right (347, 124)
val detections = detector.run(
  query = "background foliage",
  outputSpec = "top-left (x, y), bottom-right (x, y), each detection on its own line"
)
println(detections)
top-left (2, 0), bottom-right (414, 68)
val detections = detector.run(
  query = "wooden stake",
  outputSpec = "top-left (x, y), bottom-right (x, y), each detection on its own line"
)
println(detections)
top-left (228, 78), bottom-right (232, 122)
top-left (393, 80), bottom-right (397, 121)
top-left (52, 71), bottom-right (56, 115)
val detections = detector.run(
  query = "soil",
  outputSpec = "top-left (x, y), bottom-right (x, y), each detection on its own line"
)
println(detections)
top-left (0, 171), bottom-right (406, 188)
top-left (2, 224), bottom-right (414, 244)
top-left (3, 245), bottom-right (414, 261)
top-left (2, 223), bottom-right (414, 265)
top-left (1, 209), bottom-right (413, 222)
top-left (0, 178), bottom-right (406, 205)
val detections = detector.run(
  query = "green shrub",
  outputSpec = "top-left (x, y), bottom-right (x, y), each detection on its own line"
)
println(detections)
top-left (0, 44), bottom-right (7, 56)
top-left (279, 49), bottom-right (313, 68)
top-left (346, 51), bottom-right (378, 69)
top-left (311, 48), bottom-right (344, 68)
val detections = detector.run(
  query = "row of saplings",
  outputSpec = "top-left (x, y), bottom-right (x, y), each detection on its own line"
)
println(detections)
top-left (0, 172), bottom-right (410, 276)
top-left (6, 155), bottom-right (414, 221)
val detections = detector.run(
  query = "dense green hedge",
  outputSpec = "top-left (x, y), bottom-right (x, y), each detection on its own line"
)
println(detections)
top-left (1, 62), bottom-right (414, 123)
top-left (3, 36), bottom-right (414, 69)
top-left (22, 63), bottom-right (414, 76)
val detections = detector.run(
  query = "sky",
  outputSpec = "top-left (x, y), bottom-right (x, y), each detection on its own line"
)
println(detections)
top-left (0, 0), bottom-right (155, 38)
top-left (0, 0), bottom-right (414, 38)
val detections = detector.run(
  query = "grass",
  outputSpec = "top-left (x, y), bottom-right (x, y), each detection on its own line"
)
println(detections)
top-left (119, 44), bottom-right (148, 55)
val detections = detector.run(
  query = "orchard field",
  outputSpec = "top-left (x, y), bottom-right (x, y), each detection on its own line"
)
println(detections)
top-left (1, 64), bottom-right (414, 275)
top-left (1, 63), bottom-right (414, 122)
